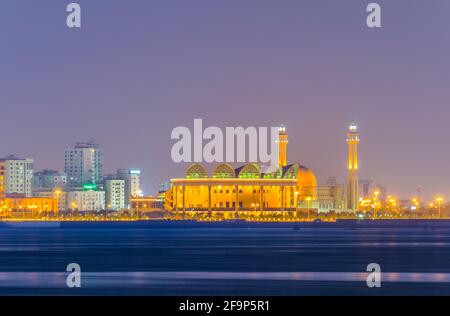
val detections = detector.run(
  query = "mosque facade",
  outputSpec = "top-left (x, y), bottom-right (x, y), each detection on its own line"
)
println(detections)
top-left (165, 127), bottom-right (348, 215)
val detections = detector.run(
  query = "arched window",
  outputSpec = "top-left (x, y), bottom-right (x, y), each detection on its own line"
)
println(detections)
top-left (283, 164), bottom-right (299, 179)
top-left (236, 163), bottom-right (261, 179)
top-left (186, 164), bottom-right (208, 179)
top-left (263, 167), bottom-right (282, 179)
top-left (212, 163), bottom-right (236, 178)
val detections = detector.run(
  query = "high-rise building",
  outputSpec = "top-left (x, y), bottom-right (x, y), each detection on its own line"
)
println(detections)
top-left (359, 179), bottom-right (373, 199)
top-left (346, 124), bottom-right (359, 212)
top-left (0, 155), bottom-right (34, 197)
top-left (64, 142), bottom-right (103, 188)
top-left (110, 169), bottom-right (141, 209)
top-left (105, 179), bottom-right (125, 211)
top-left (0, 162), bottom-right (5, 197)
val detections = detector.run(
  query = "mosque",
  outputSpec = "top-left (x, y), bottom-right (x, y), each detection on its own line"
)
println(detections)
top-left (165, 127), bottom-right (348, 216)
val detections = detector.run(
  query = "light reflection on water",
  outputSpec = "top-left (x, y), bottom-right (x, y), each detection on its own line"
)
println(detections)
top-left (1, 271), bottom-right (450, 288)
top-left (2, 225), bottom-right (450, 294)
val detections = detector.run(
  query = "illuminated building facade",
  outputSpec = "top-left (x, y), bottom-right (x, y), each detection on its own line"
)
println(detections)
top-left (346, 124), bottom-right (359, 211)
top-left (67, 185), bottom-right (105, 211)
top-left (114, 169), bottom-right (141, 209)
top-left (33, 190), bottom-right (67, 212)
top-left (65, 142), bottom-right (103, 188)
top-left (0, 156), bottom-right (34, 197)
top-left (105, 179), bottom-right (125, 210)
top-left (165, 128), bottom-right (318, 214)
top-left (0, 196), bottom-right (57, 216)
top-left (131, 195), bottom-right (164, 210)
top-left (316, 177), bottom-right (346, 212)
top-left (33, 170), bottom-right (67, 191)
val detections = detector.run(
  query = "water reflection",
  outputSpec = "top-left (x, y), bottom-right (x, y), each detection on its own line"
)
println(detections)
top-left (1, 271), bottom-right (450, 288)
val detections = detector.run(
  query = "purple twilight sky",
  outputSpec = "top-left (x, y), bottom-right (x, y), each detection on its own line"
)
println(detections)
top-left (1, 0), bottom-right (450, 200)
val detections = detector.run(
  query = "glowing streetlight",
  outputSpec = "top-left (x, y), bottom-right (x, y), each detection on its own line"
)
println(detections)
top-left (436, 196), bottom-right (444, 219)
top-left (373, 191), bottom-right (380, 219)
top-left (136, 190), bottom-right (143, 219)
top-left (305, 196), bottom-right (312, 221)
top-left (54, 189), bottom-right (62, 218)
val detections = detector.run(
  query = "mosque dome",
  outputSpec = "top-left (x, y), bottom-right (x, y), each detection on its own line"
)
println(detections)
top-left (297, 165), bottom-right (317, 199)
top-left (297, 165), bottom-right (317, 188)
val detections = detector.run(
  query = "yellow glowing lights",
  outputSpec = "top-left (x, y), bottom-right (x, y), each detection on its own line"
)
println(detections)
top-left (277, 127), bottom-right (288, 167)
top-left (435, 196), bottom-right (444, 219)
top-left (347, 123), bottom-right (359, 211)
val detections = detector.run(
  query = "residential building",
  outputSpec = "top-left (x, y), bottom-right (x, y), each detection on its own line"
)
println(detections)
top-left (106, 169), bottom-right (141, 209)
top-left (0, 155), bottom-right (34, 197)
top-left (67, 189), bottom-right (105, 211)
top-left (33, 170), bottom-right (67, 190)
top-left (105, 179), bottom-right (125, 211)
top-left (64, 142), bottom-right (103, 188)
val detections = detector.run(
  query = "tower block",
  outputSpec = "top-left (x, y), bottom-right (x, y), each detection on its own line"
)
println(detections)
top-left (346, 124), bottom-right (359, 211)
top-left (277, 126), bottom-right (288, 167)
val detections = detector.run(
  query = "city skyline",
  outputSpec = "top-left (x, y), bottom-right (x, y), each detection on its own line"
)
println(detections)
top-left (0, 123), bottom-right (444, 205)
top-left (2, 0), bottom-right (450, 200)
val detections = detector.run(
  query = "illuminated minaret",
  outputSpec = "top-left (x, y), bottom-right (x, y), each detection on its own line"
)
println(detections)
top-left (277, 126), bottom-right (288, 167)
top-left (346, 124), bottom-right (360, 211)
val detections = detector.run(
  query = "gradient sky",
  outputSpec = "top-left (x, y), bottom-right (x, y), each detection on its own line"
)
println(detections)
top-left (1, 0), bottom-right (450, 200)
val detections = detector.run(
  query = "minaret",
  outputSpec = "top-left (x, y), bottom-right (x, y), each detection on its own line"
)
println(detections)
top-left (346, 124), bottom-right (359, 211)
top-left (277, 126), bottom-right (288, 167)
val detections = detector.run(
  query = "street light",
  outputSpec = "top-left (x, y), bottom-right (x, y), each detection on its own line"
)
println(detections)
top-left (305, 196), bottom-right (312, 221)
top-left (436, 196), bottom-right (444, 219)
top-left (54, 189), bottom-right (62, 219)
top-left (136, 190), bottom-right (143, 220)
top-left (373, 191), bottom-right (379, 219)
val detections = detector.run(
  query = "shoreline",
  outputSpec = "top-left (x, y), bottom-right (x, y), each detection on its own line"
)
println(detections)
top-left (2, 219), bottom-right (450, 229)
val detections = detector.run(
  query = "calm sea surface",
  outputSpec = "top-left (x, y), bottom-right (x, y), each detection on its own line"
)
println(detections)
top-left (1, 221), bottom-right (450, 295)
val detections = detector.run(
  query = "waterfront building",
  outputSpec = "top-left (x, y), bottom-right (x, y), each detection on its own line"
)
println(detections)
top-left (114, 169), bottom-right (141, 208)
top-left (316, 177), bottom-right (346, 212)
top-left (0, 196), bottom-right (57, 216)
top-left (346, 124), bottom-right (360, 211)
top-left (67, 185), bottom-right (105, 211)
top-left (359, 179), bottom-right (373, 199)
top-left (130, 195), bottom-right (164, 210)
top-left (33, 190), bottom-right (67, 212)
top-left (373, 184), bottom-right (387, 203)
top-left (105, 179), bottom-right (125, 211)
top-left (33, 170), bottom-right (67, 190)
top-left (158, 181), bottom-right (171, 193)
top-left (165, 127), bottom-right (318, 215)
top-left (0, 155), bottom-right (34, 197)
top-left (64, 142), bottom-right (103, 189)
